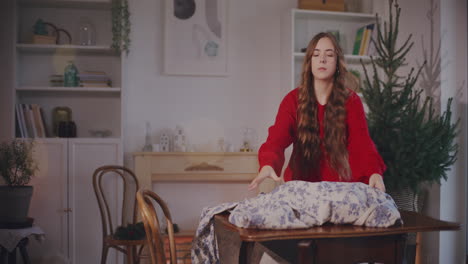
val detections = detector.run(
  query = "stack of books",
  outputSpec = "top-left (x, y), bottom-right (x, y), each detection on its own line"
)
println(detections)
top-left (78, 71), bottom-right (112, 88)
top-left (50, 74), bottom-right (64, 87)
top-left (352, 23), bottom-right (376, 56)
top-left (15, 104), bottom-right (48, 138)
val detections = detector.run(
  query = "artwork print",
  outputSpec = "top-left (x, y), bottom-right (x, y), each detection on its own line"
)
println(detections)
top-left (164, 0), bottom-right (228, 76)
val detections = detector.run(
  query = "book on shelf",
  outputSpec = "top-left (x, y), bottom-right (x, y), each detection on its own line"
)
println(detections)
top-left (352, 26), bottom-right (365, 55)
top-left (21, 104), bottom-right (35, 138)
top-left (79, 70), bottom-right (109, 79)
top-left (82, 70), bottom-right (106, 75)
top-left (31, 104), bottom-right (46, 138)
top-left (353, 23), bottom-right (375, 56)
top-left (360, 23), bottom-right (375, 55)
top-left (78, 74), bottom-right (110, 80)
top-left (50, 74), bottom-right (64, 87)
top-left (79, 81), bottom-right (112, 87)
top-left (15, 104), bottom-right (26, 138)
top-left (15, 104), bottom-right (48, 138)
top-left (79, 84), bottom-right (112, 88)
top-left (359, 25), bottom-right (370, 55)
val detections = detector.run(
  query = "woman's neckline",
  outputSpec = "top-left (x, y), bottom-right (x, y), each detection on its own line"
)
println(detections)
top-left (317, 101), bottom-right (327, 107)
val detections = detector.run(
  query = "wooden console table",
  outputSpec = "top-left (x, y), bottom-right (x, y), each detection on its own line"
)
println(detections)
top-left (133, 152), bottom-right (275, 193)
top-left (214, 211), bottom-right (460, 264)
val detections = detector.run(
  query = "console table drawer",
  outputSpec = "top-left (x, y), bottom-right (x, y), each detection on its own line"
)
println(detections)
top-left (152, 154), bottom-right (256, 176)
top-left (133, 152), bottom-right (259, 182)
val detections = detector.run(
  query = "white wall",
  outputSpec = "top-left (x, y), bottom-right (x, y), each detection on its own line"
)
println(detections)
top-left (439, 0), bottom-right (467, 263)
top-left (124, 0), bottom-right (296, 230)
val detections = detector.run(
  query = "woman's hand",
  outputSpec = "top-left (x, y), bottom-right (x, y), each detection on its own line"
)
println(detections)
top-left (248, 165), bottom-right (281, 191)
top-left (369, 173), bottom-right (386, 192)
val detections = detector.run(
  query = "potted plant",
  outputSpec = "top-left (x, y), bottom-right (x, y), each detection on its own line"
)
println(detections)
top-left (0, 139), bottom-right (38, 225)
top-left (361, 0), bottom-right (459, 210)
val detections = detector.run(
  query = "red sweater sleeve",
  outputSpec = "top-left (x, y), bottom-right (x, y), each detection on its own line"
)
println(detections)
top-left (346, 92), bottom-right (386, 183)
top-left (258, 90), bottom-right (296, 176)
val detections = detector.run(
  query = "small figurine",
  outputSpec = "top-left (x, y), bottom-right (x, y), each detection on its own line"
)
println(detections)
top-left (142, 121), bottom-right (153, 152)
top-left (160, 132), bottom-right (170, 152)
top-left (173, 126), bottom-right (186, 152)
top-left (217, 137), bottom-right (225, 152)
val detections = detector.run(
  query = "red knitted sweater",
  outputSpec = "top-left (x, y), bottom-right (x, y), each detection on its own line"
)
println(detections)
top-left (258, 88), bottom-right (386, 184)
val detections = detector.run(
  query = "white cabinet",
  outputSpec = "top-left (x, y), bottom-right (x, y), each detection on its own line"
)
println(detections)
top-left (281, 8), bottom-right (380, 92)
top-left (28, 139), bottom-right (68, 262)
top-left (12, 0), bottom-right (123, 139)
top-left (28, 138), bottom-right (122, 264)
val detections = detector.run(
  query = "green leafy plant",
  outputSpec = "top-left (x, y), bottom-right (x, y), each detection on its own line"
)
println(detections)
top-left (112, 0), bottom-right (131, 55)
top-left (360, 0), bottom-right (459, 193)
top-left (0, 140), bottom-right (38, 187)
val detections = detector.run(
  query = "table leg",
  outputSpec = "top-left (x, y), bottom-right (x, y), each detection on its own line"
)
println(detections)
top-left (18, 238), bottom-right (30, 264)
top-left (239, 241), bottom-right (255, 264)
top-left (395, 234), bottom-right (407, 264)
top-left (297, 240), bottom-right (315, 264)
top-left (8, 248), bottom-right (16, 264)
top-left (126, 246), bottom-right (134, 264)
top-left (0, 246), bottom-right (7, 264)
top-left (415, 232), bottom-right (422, 264)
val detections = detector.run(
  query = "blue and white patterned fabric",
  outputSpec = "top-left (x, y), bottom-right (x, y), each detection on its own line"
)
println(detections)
top-left (191, 181), bottom-right (401, 264)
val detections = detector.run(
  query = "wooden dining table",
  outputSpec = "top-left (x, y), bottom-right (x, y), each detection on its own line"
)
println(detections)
top-left (214, 210), bottom-right (459, 264)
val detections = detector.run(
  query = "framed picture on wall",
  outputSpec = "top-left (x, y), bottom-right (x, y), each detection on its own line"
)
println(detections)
top-left (164, 0), bottom-right (228, 76)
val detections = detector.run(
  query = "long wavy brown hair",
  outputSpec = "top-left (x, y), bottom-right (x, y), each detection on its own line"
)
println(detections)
top-left (293, 32), bottom-right (351, 181)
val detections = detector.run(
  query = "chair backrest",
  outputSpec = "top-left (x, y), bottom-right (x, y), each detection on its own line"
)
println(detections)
top-left (93, 165), bottom-right (140, 239)
top-left (136, 189), bottom-right (177, 264)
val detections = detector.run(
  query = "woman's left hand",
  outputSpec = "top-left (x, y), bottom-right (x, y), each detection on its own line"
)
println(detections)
top-left (369, 174), bottom-right (386, 192)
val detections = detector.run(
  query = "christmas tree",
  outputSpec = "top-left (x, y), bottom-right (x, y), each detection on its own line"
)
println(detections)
top-left (360, 0), bottom-right (459, 193)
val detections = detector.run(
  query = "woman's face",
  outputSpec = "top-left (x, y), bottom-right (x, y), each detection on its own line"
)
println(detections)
top-left (310, 37), bottom-right (337, 81)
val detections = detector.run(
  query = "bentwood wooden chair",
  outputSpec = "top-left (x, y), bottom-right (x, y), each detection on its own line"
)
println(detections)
top-left (136, 189), bottom-right (177, 264)
top-left (93, 165), bottom-right (146, 264)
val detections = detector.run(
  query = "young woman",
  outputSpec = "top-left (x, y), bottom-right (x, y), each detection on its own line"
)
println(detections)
top-left (249, 32), bottom-right (386, 192)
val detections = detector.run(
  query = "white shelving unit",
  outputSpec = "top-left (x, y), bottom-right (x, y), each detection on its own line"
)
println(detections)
top-left (10, 0), bottom-right (124, 263)
top-left (16, 43), bottom-right (118, 54)
top-left (281, 8), bottom-right (379, 92)
top-left (13, 0), bottom-right (122, 139)
top-left (18, 0), bottom-right (112, 9)
top-left (16, 86), bottom-right (121, 92)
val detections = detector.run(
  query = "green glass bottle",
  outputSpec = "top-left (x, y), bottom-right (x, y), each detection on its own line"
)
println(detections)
top-left (64, 61), bottom-right (79, 87)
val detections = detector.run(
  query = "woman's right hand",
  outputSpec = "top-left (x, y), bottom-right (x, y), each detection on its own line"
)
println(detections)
top-left (248, 165), bottom-right (281, 191)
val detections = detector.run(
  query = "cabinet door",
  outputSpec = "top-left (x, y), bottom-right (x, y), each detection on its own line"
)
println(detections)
top-left (28, 139), bottom-right (69, 263)
top-left (68, 138), bottom-right (122, 264)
